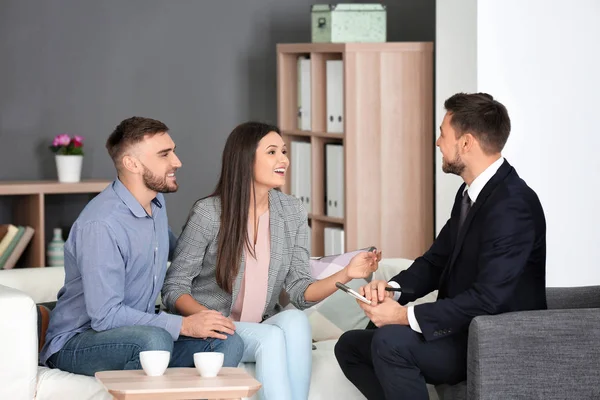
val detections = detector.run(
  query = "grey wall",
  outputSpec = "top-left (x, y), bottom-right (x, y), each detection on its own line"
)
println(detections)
top-left (0, 0), bottom-right (434, 239)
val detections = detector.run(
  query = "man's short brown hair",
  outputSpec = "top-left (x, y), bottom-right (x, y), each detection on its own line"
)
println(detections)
top-left (444, 93), bottom-right (511, 154)
top-left (106, 117), bottom-right (169, 166)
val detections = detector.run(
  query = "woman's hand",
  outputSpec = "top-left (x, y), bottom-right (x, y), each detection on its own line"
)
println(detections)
top-left (345, 249), bottom-right (381, 280)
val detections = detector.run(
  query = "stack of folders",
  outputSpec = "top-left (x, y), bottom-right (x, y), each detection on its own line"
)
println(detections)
top-left (291, 141), bottom-right (312, 213)
top-left (297, 56), bottom-right (311, 130)
top-left (325, 143), bottom-right (344, 218)
top-left (326, 60), bottom-right (344, 133)
top-left (0, 224), bottom-right (35, 269)
top-left (324, 227), bottom-right (345, 256)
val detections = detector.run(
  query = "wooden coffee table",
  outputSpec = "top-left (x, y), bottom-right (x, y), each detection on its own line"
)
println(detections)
top-left (95, 367), bottom-right (261, 400)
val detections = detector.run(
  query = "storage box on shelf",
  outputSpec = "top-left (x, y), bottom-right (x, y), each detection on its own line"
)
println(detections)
top-left (0, 180), bottom-right (111, 267)
top-left (277, 42), bottom-right (434, 259)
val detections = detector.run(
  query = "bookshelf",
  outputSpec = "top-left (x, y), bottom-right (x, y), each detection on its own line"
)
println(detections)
top-left (277, 42), bottom-right (434, 259)
top-left (0, 180), bottom-right (111, 267)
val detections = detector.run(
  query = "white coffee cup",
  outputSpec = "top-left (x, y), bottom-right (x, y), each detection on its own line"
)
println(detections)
top-left (194, 352), bottom-right (224, 377)
top-left (139, 350), bottom-right (170, 376)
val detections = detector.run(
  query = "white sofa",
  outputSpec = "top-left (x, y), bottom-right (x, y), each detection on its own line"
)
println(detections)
top-left (0, 259), bottom-right (439, 400)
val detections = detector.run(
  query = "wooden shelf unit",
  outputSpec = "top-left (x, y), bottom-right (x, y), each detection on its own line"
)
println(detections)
top-left (0, 180), bottom-right (111, 267)
top-left (277, 42), bottom-right (434, 258)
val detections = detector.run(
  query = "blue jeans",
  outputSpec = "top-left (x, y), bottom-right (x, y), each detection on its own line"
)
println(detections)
top-left (46, 325), bottom-right (244, 377)
top-left (235, 309), bottom-right (312, 400)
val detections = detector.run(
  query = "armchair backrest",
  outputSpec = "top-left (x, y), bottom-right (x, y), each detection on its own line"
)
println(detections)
top-left (546, 286), bottom-right (600, 310)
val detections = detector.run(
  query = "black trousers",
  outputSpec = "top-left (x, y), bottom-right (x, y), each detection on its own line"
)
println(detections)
top-left (334, 324), bottom-right (468, 400)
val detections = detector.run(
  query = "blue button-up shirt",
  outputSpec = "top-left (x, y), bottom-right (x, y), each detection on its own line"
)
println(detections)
top-left (40, 178), bottom-right (183, 365)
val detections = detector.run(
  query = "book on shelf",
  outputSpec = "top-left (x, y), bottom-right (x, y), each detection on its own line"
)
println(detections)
top-left (0, 224), bottom-right (19, 256)
top-left (0, 224), bottom-right (35, 269)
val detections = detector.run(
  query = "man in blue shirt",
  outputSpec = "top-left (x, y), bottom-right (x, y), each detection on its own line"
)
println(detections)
top-left (40, 117), bottom-right (244, 376)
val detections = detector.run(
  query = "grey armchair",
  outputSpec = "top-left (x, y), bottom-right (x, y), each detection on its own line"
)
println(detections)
top-left (437, 286), bottom-right (600, 400)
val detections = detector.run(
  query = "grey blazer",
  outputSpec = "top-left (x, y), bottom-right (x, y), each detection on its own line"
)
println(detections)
top-left (162, 189), bottom-right (317, 321)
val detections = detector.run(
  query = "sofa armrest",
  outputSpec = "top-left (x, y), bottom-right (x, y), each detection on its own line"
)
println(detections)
top-left (468, 309), bottom-right (600, 400)
top-left (0, 284), bottom-right (38, 400)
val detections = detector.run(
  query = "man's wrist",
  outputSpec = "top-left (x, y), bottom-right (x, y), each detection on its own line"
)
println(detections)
top-left (395, 305), bottom-right (409, 325)
top-left (180, 316), bottom-right (190, 336)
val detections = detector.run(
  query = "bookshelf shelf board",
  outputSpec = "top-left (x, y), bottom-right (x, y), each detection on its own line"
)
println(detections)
top-left (277, 42), bottom-right (433, 54)
top-left (309, 213), bottom-right (345, 225)
top-left (283, 130), bottom-right (345, 140)
top-left (0, 180), bottom-right (111, 196)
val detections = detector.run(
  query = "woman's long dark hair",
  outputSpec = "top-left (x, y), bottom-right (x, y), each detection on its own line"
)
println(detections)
top-left (211, 121), bottom-right (281, 294)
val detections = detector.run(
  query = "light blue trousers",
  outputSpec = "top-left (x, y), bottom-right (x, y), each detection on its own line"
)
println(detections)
top-left (235, 309), bottom-right (312, 400)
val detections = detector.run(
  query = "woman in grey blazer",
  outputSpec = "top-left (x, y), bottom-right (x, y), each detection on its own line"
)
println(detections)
top-left (162, 122), bottom-right (379, 400)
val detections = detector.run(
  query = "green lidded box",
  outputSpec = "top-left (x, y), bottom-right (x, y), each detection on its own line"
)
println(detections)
top-left (311, 4), bottom-right (386, 43)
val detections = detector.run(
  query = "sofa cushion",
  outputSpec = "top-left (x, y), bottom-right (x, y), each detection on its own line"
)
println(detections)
top-left (36, 367), bottom-right (113, 400)
top-left (304, 278), bottom-right (370, 341)
top-left (0, 266), bottom-right (65, 304)
top-left (303, 250), bottom-right (373, 341)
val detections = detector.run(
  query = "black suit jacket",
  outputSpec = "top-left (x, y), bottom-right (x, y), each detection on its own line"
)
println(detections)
top-left (392, 160), bottom-right (547, 341)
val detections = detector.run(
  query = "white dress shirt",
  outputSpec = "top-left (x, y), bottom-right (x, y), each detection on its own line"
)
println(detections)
top-left (391, 157), bottom-right (504, 333)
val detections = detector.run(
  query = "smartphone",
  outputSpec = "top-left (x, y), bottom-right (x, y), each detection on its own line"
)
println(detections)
top-left (335, 282), bottom-right (372, 305)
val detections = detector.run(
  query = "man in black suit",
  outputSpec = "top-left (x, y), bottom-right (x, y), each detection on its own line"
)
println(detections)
top-left (334, 92), bottom-right (547, 400)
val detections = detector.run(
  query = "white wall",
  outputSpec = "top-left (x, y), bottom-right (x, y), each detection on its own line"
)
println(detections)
top-left (436, 0), bottom-right (600, 286)
top-left (435, 0), bottom-right (477, 233)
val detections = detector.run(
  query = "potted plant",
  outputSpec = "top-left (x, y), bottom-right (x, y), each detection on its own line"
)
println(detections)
top-left (50, 134), bottom-right (84, 183)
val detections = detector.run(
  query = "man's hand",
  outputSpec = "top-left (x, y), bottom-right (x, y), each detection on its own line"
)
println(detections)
top-left (358, 297), bottom-right (409, 327)
top-left (345, 249), bottom-right (382, 280)
top-left (359, 279), bottom-right (393, 306)
top-left (181, 310), bottom-right (236, 340)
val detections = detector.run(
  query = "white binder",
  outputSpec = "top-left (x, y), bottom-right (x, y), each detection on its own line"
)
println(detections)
top-left (300, 142), bottom-right (312, 213)
top-left (325, 144), bottom-right (344, 218)
top-left (326, 60), bottom-right (344, 133)
top-left (335, 228), bottom-right (345, 254)
top-left (324, 227), bottom-right (345, 256)
top-left (291, 142), bottom-right (302, 202)
top-left (292, 142), bottom-right (312, 213)
top-left (297, 57), bottom-right (311, 131)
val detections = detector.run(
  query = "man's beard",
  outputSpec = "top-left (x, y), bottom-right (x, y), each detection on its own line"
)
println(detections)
top-left (142, 164), bottom-right (178, 193)
top-left (442, 146), bottom-right (466, 176)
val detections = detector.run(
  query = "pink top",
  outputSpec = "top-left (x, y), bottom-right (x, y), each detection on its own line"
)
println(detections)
top-left (230, 210), bottom-right (270, 323)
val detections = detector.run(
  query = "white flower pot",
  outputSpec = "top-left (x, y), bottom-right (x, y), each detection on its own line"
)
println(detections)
top-left (55, 155), bottom-right (83, 183)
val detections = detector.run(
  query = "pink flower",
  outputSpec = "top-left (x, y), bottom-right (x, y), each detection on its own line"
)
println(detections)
top-left (56, 134), bottom-right (71, 146)
top-left (73, 135), bottom-right (84, 148)
top-left (52, 137), bottom-right (61, 147)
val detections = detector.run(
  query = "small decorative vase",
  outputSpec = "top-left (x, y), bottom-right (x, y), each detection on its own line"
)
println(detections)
top-left (55, 155), bottom-right (83, 183)
top-left (47, 228), bottom-right (65, 267)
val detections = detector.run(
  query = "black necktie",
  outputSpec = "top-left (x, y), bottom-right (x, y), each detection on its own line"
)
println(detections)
top-left (458, 190), bottom-right (472, 231)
